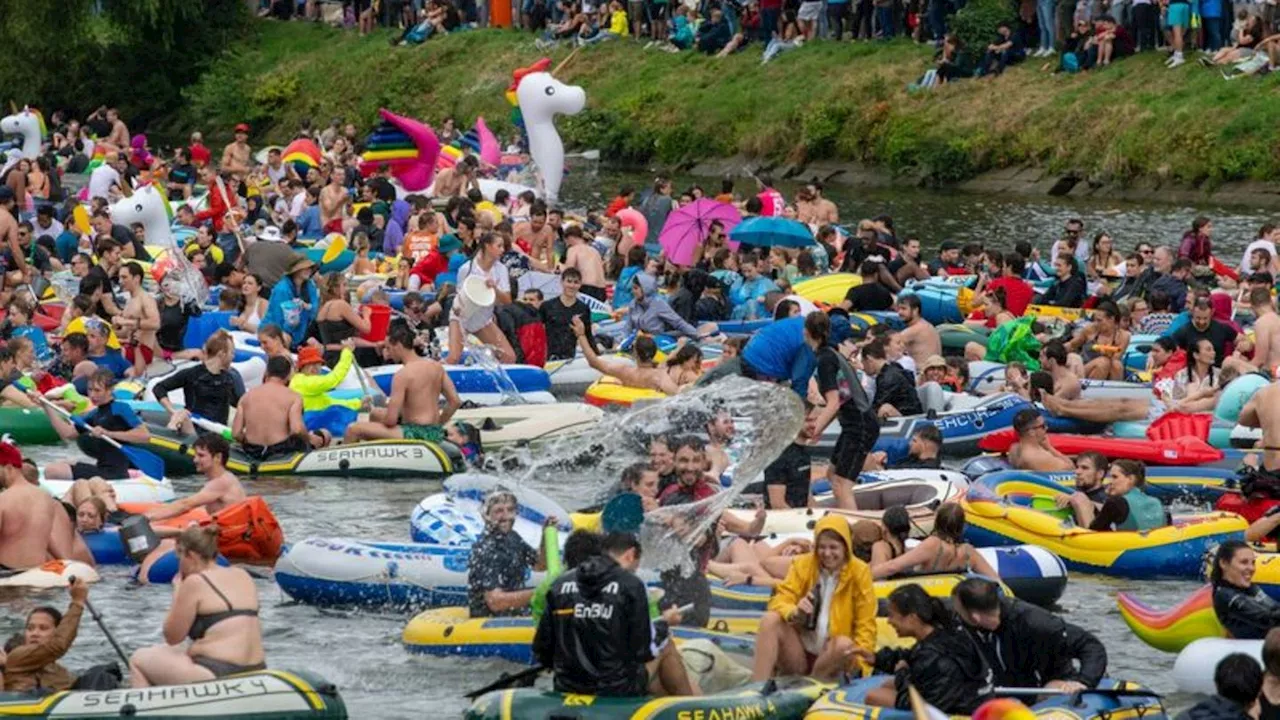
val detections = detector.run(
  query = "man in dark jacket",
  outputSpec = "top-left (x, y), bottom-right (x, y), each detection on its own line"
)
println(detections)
top-left (533, 532), bottom-right (696, 697)
top-left (696, 8), bottom-right (732, 53)
top-left (951, 578), bottom-right (1085, 692)
top-left (1063, 621), bottom-right (1107, 688)
top-left (862, 337), bottom-right (923, 419)
top-left (1176, 653), bottom-right (1262, 720)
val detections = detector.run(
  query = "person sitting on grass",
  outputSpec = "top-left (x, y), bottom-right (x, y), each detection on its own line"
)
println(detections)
top-left (976, 22), bottom-right (1024, 76)
top-left (1205, 12), bottom-right (1263, 66)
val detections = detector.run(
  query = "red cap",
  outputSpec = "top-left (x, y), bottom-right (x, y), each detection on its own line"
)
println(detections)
top-left (296, 346), bottom-right (324, 368)
top-left (0, 439), bottom-right (23, 468)
top-left (235, 123), bottom-right (250, 133)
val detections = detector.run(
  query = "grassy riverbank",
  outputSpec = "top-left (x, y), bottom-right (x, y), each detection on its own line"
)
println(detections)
top-left (159, 19), bottom-right (1280, 188)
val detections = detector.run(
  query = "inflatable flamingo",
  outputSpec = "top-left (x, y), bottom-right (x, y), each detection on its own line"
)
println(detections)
top-left (511, 58), bottom-right (585, 206)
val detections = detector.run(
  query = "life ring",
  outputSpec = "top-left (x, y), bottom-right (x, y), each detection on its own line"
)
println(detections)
top-left (616, 208), bottom-right (648, 247)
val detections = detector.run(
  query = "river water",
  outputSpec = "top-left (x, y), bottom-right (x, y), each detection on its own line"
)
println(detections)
top-left (3, 174), bottom-right (1274, 717)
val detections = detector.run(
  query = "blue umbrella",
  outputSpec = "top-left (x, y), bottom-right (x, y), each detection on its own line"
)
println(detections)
top-left (729, 216), bottom-right (815, 249)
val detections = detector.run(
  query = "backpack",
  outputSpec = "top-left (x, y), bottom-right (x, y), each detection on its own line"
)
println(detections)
top-left (831, 348), bottom-right (872, 415)
top-left (212, 497), bottom-right (284, 563)
top-left (1061, 52), bottom-right (1081, 73)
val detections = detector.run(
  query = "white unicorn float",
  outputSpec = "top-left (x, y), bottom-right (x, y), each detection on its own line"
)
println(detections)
top-left (510, 55), bottom-right (586, 206)
top-left (109, 181), bottom-right (206, 305)
top-left (0, 106), bottom-right (47, 174)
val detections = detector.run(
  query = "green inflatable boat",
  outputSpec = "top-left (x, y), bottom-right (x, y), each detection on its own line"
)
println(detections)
top-left (0, 406), bottom-right (60, 444)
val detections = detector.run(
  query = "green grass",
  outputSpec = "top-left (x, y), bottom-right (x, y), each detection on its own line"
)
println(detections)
top-left (159, 19), bottom-right (1280, 187)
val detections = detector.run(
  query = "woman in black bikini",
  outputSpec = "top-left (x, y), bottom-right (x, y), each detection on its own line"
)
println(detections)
top-left (315, 274), bottom-right (379, 368)
top-left (870, 503), bottom-right (1000, 580)
top-left (869, 505), bottom-right (911, 566)
top-left (128, 526), bottom-right (265, 686)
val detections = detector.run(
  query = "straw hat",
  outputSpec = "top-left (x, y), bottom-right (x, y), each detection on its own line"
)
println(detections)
top-left (287, 255), bottom-right (316, 275)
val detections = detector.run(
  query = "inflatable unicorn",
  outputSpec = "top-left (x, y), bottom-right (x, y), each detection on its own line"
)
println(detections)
top-left (358, 109), bottom-right (441, 192)
top-left (109, 181), bottom-right (206, 305)
top-left (0, 107), bottom-right (46, 160)
top-left (109, 182), bottom-right (176, 247)
top-left (510, 58), bottom-right (585, 205)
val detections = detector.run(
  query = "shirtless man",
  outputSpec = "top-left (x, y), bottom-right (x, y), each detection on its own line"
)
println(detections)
top-left (105, 108), bottom-right (130, 151)
top-left (797, 182), bottom-right (838, 226)
top-left (1240, 288), bottom-right (1280, 375)
top-left (344, 324), bottom-right (461, 443)
top-left (145, 433), bottom-right (245, 521)
top-left (895, 295), bottom-right (942, 369)
top-left (1039, 340), bottom-right (1082, 400)
top-left (431, 156), bottom-right (477, 199)
top-left (561, 226), bottom-right (607, 303)
top-left (320, 167), bottom-right (350, 234)
top-left (572, 316), bottom-right (683, 395)
top-left (1007, 408), bottom-right (1074, 472)
top-left (113, 262), bottom-right (160, 378)
top-left (0, 186), bottom-right (28, 299)
top-left (0, 441), bottom-right (69, 570)
top-left (220, 123), bottom-right (252, 177)
top-left (515, 203), bottom-right (557, 270)
top-left (1240, 382), bottom-right (1280, 472)
top-left (232, 355), bottom-right (314, 460)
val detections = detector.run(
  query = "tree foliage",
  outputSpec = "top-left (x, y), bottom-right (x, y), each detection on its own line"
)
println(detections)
top-left (0, 0), bottom-right (248, 127)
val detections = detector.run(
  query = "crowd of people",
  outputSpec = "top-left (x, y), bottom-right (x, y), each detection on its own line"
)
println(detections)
top-left (255, 0), bottom-right (1280, 72)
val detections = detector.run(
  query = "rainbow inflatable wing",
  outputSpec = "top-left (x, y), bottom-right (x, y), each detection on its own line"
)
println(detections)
top-left (358, 109), bottom-right (440, 192)
top-left (283, 138), bottom-right (322, 181)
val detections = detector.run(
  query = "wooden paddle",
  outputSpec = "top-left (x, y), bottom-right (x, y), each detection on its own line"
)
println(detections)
top-left (35, 395), bottom-right (166, 480)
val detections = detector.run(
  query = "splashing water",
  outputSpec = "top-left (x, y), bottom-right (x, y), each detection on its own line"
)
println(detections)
top-left (465, 344), bottom-right (525, 405)
top-left (473, 376), bottom-right (805, 572)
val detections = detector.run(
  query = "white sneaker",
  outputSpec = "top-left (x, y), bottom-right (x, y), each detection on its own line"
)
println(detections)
top-left (1164, 53), bottom-right (1177, 65)
top-left (1168, 53), bottom-right (1185, 67)
top-left (1036, 47), bottom-right (1049, 56)
top-left (1046, 48), bottom-right (1057, 55)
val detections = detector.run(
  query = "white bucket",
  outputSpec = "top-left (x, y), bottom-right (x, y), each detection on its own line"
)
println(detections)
top-left (456, 274), bottom-right (496, 324)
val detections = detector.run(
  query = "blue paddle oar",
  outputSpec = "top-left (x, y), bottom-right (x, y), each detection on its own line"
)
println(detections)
top-left (36, 395), bottom-right (167, 480)
top-left (600, 492), bottom-right (646, 533)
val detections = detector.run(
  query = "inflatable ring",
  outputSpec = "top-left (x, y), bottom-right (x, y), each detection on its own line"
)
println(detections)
top-left (615, 208), bottom-right (648, 247)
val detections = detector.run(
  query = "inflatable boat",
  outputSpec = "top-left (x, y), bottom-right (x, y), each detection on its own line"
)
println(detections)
top-left (962, 475), bottom-right (1245, 578)
top-left (805, 677), bottom-right (1164, 720)
top-left (968, 361), bottom-right (1155, 401)
top-left (0, 669), bottom-right (346, 719)
top-left (0, 405), bottom-right (59, 444)
top-left (138, 425), bottom-right (462, 479)
top-left (1173, 637), bottom-right (1263, 695)
top-left (453, 402), bottom-right (603, 450)
top-left (959, 459), bottom-right (1238, 504)
top-left (0, 560), bottom-right (98, 588)
top-left (723, 474), bottom-right (966, 536)
top-left (466, 677), bottom-right (830, 720)
top-left (583, 376), bottom-right (668, 408)
top-left (334, 361), bottom-right (555, 404)
top-left (38, 469), bottom-right (174, 505)
top-left (978, 430), bottom-right (1232, 467)
top-left (898, 280), bottom-right (974, 325)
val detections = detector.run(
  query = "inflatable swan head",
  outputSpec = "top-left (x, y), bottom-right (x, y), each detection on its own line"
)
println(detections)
top-left (0, 107), bottom-right (46, 160)
top-left (512, 58), bottom-right (585, 205)
top-left (109, 182), bottom-right (175, 248)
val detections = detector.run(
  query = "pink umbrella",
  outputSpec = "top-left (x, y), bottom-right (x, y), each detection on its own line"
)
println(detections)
top-left (658, 198), bottom-right (743, 266)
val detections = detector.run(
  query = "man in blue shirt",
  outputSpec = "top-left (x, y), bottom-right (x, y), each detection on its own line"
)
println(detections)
top-left (83, 319), bottom-right (132, 379)
top-left (740, 311), bottom-right (829, 396)
top-left (35, 368), bottom-right (151, 480)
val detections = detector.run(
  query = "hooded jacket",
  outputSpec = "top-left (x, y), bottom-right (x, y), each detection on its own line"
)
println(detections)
top-left (1213, 581), bottom-right (1280, 640)
top-left (382, 199), bottom-right (411, 256)
top-left (622, 273), bottom-right (699, 339)
top-left (768, 515), bottom-right (878, 672)
top-left (532, 554), bottom-right (661, 697)
top-left (1175, 695), bottom-right (1253, 720)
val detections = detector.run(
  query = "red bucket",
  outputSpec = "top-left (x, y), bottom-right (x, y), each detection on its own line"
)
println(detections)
top-left (362, 304), bottom-right (391, 342)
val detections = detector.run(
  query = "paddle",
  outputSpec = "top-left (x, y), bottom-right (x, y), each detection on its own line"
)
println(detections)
top-left (993, 686), bottom-right (1163, 700)
top-left (71, 577), bottom-right (131, 667)
top-left (34, 395), bottom-right (166, 480)
top-left (464, 664), bottom-right (546, 700)
top-left (353, 361), bottom-right (387, 408)
top-left (600, 492), bottom-right (646, 534)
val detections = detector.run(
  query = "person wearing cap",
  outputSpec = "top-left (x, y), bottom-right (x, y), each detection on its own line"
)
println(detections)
top-left (221, 123), bottom-right (252, 178)
top-left (242, 225), bottom-right (295, 290)
top-left (262, 254), bottom-right (319, 349)
top-left (811, 312), bottom-right (879, 511)
top-left (287, 340), bottom-right (358, 448)
top-left (927, 240), bottom-right (965, 276)
top-left (0, 438), bottom-right (75, 570)
top-left (409, 223), bottom-right (464, 290)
